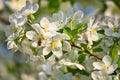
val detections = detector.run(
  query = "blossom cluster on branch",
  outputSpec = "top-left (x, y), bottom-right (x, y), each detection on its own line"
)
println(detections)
top-left (4, 0), bottom-right (120, 80)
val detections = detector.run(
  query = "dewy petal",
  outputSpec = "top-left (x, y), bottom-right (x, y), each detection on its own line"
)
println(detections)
top-left (62, 41), bottom-right (71, 52)
top-left (75, 63), bottom-right (85, 70)
top-left (32, 23), bottom-right (45, 34)
top-left (40, 17), bottom-right (49, 28)
top-left (30, 3), bottom-right (39, 13)
top-left (93, 62), bottom-right (104, 70)
top-left (26, 31), bottom-right (37, 40)
top-left (43, 46), bottom-right (51, 55)
top-left (107, 64), bottom-right (118, 74)
top-left (102, 55), bottom-right (112, 66)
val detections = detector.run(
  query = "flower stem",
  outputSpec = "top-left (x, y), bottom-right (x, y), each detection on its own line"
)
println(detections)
top-left (71, 43), bottom-right (102, 60)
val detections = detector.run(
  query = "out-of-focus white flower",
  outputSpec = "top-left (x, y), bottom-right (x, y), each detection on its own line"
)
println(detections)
top-left (52, 11), bottom-right (67, 28)
top-left (105, 1), bottom-right (120, 17)
top-left (59, 59), bottom-right (85, 70)
top-left (7, 0), bottom-right (39, 28)
top-left (104, 16), bottom-right (120, 38)
top-left (9, 13), bottom-right (27, 27)
top-left (20, 0), bottom-right (39, 16)
top-left (6, 0), bottom-right (26, 11)
top-left (84, 16), bottom-right (99, 46)
top-left (93, 55), bottom-right (118, 74)
top-left (4, 25), bottom-right (16, 37)
top-left (6, 28), bottom-right (25, 52)
top-left (54, 70), bottom-right (73, 80)
top-left (91, 71), bottom-right (112, 80)
top-left (73, 2), bottom-right (95, 15)
top-left (43, 33), bottom-right (70, 58)
top-left (38, 71), bottom-right (48, 80)
top-left (6, 0), bottom-right (38, 11)
top-left (66, 7), bottom-right (84, 24)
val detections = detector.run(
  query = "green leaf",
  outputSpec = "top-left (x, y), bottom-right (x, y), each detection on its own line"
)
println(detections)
top-left (75, 23), bottom-right (87, 31)
top-left (110, 44), bottom-right (118, 62)
top-left (78, 54), bottom-right (86, 63)
top-left (48, 0), bottom-right (61, 13)
top-left (63, 27), bottom-right (72, 37)
top-left (118, 59), bottom-right (120, 68)
top-left (93, 47), bottom-right (103, 52)
top-left (92, 38), bottom-right (102, 47)
top-left (97, 30), bottom-right (104, 34)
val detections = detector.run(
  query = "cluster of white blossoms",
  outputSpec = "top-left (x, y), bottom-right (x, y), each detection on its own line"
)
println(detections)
top-left (4, 0), bottom-right (120, 80)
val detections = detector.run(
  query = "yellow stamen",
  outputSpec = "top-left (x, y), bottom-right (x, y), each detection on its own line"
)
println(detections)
top-left (44, 24), bottom-right (49, 32)
top-left (90, 28), bottom-right (96, 33)
top-left (52, 41), bottom-right (57, 48)
top-left (102, 64), bottom-right (108, 70)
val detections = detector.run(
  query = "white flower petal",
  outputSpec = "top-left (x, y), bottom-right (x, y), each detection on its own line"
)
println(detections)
top-left (48, 22), bottom-right (58, 31)
top-left (32, 23), bottom-right (45, 34)
top-left (73, 10), bottom-right (84, 23)
top-left (88, 16), bottom-right (95, 27)
top-left (38, 72), bottom-right (47, 80)
top-left (105, 29), bottom-right (113, 36)
top-left (52, 47), bottom-right (62, 58)
top-left (91, 71), bottom-right (98, 80)
top-left (102, 55), bottom-right (112, 66)
top-left (30, 3), bottom-right (39, 13)
top-left (75, 63), bottom-right (85, 70)
top-left (90, 31), bottom-right (99, 41)
top-left (7, 41), bottom-right (18, 52)
top-left (43, 46), bottom-right (51, 55)
top-left (26, 31), bottom-right (37, 40)
top-left (40, 17), bottom-right (49, 28)
top-left (62, 41), bottom-right (71, 52)
top-left (42, 62), bottom-right (52, 75)
top-left (31, 41), bottom-right (38, 48)
top-left (93, 62), bottom-right (104, 70)
top-left (107, 64), bottom-right (118, 74)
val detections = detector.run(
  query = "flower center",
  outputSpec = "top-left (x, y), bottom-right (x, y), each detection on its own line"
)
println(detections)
top-left (90, 28), bottom-right (96, 33)
top-left (44, 24), bottom-right (49, 32)
top-left (102, 64), bottom-right (108, 70)
top-left (113, 26), bottom-right (119, 32)
top-left (52, 41), bottom-right (57, 48)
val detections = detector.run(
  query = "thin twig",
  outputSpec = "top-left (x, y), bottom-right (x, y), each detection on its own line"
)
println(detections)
top-left (71, 44), bottom-right (102, 60)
